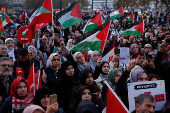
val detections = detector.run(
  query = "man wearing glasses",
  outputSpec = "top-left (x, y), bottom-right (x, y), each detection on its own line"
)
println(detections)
top-left (0, 57), bottom-right (14, 106)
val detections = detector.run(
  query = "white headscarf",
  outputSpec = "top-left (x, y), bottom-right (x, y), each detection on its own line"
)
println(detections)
top-left (73, 52), bottom-right (81, 62)
top-left (89, 51), bottom-right (100, 72)
top-left (46, 53), bottom-right (60, 68)
top-left (66, 39), bottom-right (74, 50)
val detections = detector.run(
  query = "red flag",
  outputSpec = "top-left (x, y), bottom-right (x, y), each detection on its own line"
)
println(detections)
top-left (102, 81), bottom-right (129, 113)
top-left (16, 68), bottom-right (25, 79)
top-left (83, 51), bottom-right (88, 62)
top-left (27, 64), bottom-right (38, 94)
top-left (0, 18), bottom-right (4, 34)
top-left (35, 23), bottom-right (48, 31)
top-left (20, 11), bottom-right (25, 22)
top-left (154, 94), bottom-right (165, 102)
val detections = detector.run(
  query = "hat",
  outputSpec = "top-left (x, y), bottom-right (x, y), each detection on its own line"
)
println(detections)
top-left (5, 38), bottom-right (14, 45)
top-left (19, 48), bottom-right (28, 56)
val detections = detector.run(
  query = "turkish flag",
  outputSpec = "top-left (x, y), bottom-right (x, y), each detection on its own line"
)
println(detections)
top-left (27, 65), bottom-right (39, 95)
top-left (16, 68), bottom-right (25, 79)
top-left (154, 94), bottom-right (165, 102)
top-left (35, 23), bottom-right (48, 31)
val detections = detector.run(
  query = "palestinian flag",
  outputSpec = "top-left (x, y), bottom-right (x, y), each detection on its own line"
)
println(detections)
top-left (28, 0), bottom-right (52, 39)
top-left (127, 12), bottom-right (134, 21)
top-left (71, 21), bottom-right (110, 53)
top-left (83, 12), bottom-right (102, 33)
top-left (102, 81), bottom-right (129, 113)
top-left (0, 18), bottom-right (4, 34)
top-left (20, 11), bottom-right (27, 22)
top-left (120, 21), bottom-right (144, 36)
top-left (57, 2), bottom-right (83, 29)
top-left (2, 14), bottom-right (13, 26)
top-left (34, 28), bottom-right (40, 49)
top-left (102, 47), bottom-right (115, 62)
top-left (110, 6), bottom-right (124, 20)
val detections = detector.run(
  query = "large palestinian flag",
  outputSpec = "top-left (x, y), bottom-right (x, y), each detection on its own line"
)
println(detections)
top-left (57, 2), bottom-right (83, 29)
top-left (28, 0), bottom-right (52, 39)
top-left (102, 81), bottom-right (130, 113)
top-left (83, 12), bottom-right (102, 33)
top-left (71, 21), bottom-right (110, 53)
top-left (110, 6), bottom-right (124, 20)
top-left (127, 12), bottom-right (134, 21)
top-left (120, 21), bottom-right (144, 36)
top-left (2, 14), bottom-right (13, 26)
top-left (0, 18), bottom-right (4, 34)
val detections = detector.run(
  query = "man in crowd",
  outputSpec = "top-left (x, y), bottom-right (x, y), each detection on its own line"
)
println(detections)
top-left (5, 38), bottom-right (18, 62)
top-left (12, 48), bottom-right (38, 79)
top-left (133, 94), bottom-right (156, 113)
top-left (0, 44), bottom-right (8, 58)
top-left (0, 57), bottom-right (14, 105)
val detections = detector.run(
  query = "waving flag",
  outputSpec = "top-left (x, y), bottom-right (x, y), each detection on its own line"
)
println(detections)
top-left (120, 21), bottom-right (144, 36)
top-left (102, 81), bottom-right (130, 113)
top-left (110, 6), bottom-right (124, 20)
top-left (57, 2), bottom-right (83, 29)
top-left (71, 21), bottom-right (110, 53)
top-left (83, 12), bottom-right (102, 33)
top-left (127, 12), bottom-right (134, 21)
top-left (2, 14), bottom-right (13, 26)
top-left (0, 18), bottom-right (4, 34)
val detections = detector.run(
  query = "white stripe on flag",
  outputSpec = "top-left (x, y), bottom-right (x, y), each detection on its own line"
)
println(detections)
top-left (58, 11), bottom-right (73, 24)
top-left (102, 107), bottom-right (106, 113)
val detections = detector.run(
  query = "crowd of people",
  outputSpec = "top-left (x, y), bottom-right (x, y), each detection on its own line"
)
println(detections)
top-left (0, 8), bottom-right (169, 113)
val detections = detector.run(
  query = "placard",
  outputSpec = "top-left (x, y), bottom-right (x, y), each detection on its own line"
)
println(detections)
top-left (128, 80), bottom-right (166, 112)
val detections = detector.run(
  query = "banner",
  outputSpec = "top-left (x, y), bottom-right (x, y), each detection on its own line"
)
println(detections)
top-left (127, 80), bottom-right (166, 112)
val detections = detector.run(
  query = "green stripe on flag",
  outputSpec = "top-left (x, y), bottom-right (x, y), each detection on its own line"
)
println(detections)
top-left (110, 14), bottom-right (124, 20)
top-left (2, 14), bottom-right (6, 22)
top-left (34, 28), bottom-right (38, 48)
top-left (71, 40), bottom-right (102, 52)
top-left (120, 30), bottom-right (143, 36)
top-left (62, 17), bottom-right (82, 29)
top-left (37, 6), bottom-right (51, 13)
top-left (0, 31), bottom-right (3, 34)
top-left (85, 24), bottom-right (99, 33)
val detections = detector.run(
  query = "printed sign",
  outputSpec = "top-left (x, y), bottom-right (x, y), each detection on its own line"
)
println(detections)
top-left (119, 47), bottom-right (130, 64)
top-left (128, 80), bottom-right (166, 112)
top-left (17, 26), bottom-right (32, 44)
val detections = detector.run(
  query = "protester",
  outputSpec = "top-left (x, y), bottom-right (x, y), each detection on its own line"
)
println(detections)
top-left (0, 78), bottom-right (34, 113)
top-left (0, 44), bottom-right (8, 58)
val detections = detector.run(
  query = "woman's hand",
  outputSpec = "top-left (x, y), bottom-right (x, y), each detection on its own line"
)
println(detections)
top-left (96, 58), bottom-right (102, 67)
top-left (46, 100), bottom-right (59, 113)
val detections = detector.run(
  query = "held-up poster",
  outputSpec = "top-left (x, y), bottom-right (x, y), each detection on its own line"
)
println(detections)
top-left (119, 47), bottom-right (130, 64)
top-left (127, 80), bottom-right (166, 112)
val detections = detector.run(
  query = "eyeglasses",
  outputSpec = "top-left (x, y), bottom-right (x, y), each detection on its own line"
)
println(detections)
top-left (0, 64), bottom-right (12, 67)
top-left (146, 47), bottom-right (151, 49)
top-left (93, 54), bottom-right (100, 57)
top-left (77, 55), bottom-right (84, 59)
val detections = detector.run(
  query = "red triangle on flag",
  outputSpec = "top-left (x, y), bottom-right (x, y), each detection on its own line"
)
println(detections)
top-left (130, 12), bottom-right (134, 19)
top-left (6, 15), bottom-right (13, 24)
top-left (91, 12), bottom-right (102, 26)
top-left (70, 2), bottom-right (82, 19)
top-left (96, 21), bottom-right (110, 51)
top-left (0, 18), bottom-right (4, 33)
top-left (41, 0), bottom-right (52, 12)
top-left (118, 6), bottom-right (124, 15)
top-left (134, 21), bottom-right (144, 34)
top-left (83, 51), bottom-right (88, 62)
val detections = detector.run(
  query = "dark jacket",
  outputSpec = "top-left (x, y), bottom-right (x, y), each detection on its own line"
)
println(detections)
top-left (12, 59), bottom-right (38, 79)
top-left (0, 96), bottom-right (23, 113)
top-left (0, 75), bottom-right (14, 103)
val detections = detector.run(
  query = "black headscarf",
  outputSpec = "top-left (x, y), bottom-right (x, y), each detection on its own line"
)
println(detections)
top-left (60, 61), bottom-right (74, 80)
top-left (80, 68), bottom-right (93, 85)
top-left (100, 61), bottom-right (109, 75)
top-left (33, 87), bottom-right (51, 110)
top-left (76, 99), bottom-right (99, 113)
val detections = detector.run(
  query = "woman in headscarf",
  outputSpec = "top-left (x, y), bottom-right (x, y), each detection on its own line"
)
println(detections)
top-left (28, 45), bottom-right (40, 65)
top-left (73, 52), bottom-right (91, 72)
top-left (0, 78), bottom-right (34, 113)
top-left (53, 46), bottom-right (65, 62)
top-left (43, 53), bottom-right (61, 94)
top-left (57, 61), bottom-right (79, 111)
top-left (116, 59), bottom-right (148, 108)
top-left (94, 61), bottom-right (110, 90)
top-left (66, 39), bottom-right (74, 50)
top-left (23, 105), bottom-right (46, 113)
top-left (89, 51), bottom-right (101, 72)
top-left (33, 87), bottom-right (64, 113)
top-left (70, 68), bottom-right (101, 105)
top-left (66, 86), bottom-right (92, 113)
top-left (130, 44), bottom-right (139, 57)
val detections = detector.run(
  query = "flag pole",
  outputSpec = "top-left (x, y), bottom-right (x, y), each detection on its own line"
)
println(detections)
top-left (37, 69), bottom-right (40, 89)
top-left (51, 0), bottom-right (54, 35)
top-left (33, 63), bottom-right (35, 95)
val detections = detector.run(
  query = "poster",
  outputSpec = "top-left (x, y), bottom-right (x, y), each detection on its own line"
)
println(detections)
top-left (119, 47), bottom-right (130, 64)
top-left (127, 80), bottom-right (166, 112)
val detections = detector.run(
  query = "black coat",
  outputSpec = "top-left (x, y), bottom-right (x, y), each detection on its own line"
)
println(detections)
top-left (0, 75), bottom-right (14, 103)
